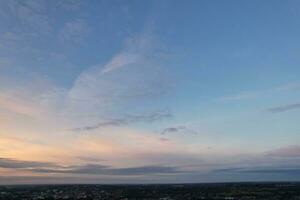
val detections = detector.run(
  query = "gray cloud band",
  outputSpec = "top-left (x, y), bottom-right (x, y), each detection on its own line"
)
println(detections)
top-left (160, 125), bottom-right (198, 135)
top-left (0, 158), bottom-right (183, 176)
top-left (72, 110), bottom-right (172, 132)
top-left (267, 103), bottom-right (300, 113)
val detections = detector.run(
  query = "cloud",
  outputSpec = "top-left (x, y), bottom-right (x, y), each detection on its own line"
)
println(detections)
top-left (101, 53), bottom-right (140, 74)
top-left (0, 57), bottom-right (14, 68)
top-left (266, 145), bottom-right (300, 157)
top-left (0, 0), bottom-right (50, 34)
top-left (215, 167), bottom-right (300, 175)
top-left (31, 164), bottom-right (108, 174)
top-left (59, 19), bottom-right (89, 43)
top-left (218, 91), bottom-right (261, 101)
top-left (218, 82), bottom-right (300, 102)
top-left (0, 158), bottom-right (56, 169)
top-left (67, 31), bottom-right (172, 122)
top-left (0, 0), bottom-right (85, 36)
top-left (135, 152), bottom-right (203, 167)
top-left (0, 157), bottom-right (182, 176)
top-left (110, 165), bottom-right (181, 175)
top-left (246, 168), bottom-right (300, 174)
top-left (211, 145), bottom-right (300, 176)
top-left (55, 0), bottom-right (83, 11)
top-left (159, 137), bottom-right (170, 142)
top-left (0, 93), bottom-right (41, 117)
top-left (72, 109), bottom-right (172, 131)
top-left (275, 83), bottom-right (300, 92)
top-left (160, 125), bottom-right (198, 135)
top-left (76, 156), bottom-right (107, 163)
top-left (0, 78), bottom-right (66, 118)
top-left (31, 164), bottom-right (182, 176)
top-left (266, 103), bottom-right (300, 113)
top-left (101, 34), bottom-right (152, 74)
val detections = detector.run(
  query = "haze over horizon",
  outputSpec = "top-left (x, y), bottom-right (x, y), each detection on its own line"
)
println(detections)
top-left (1, 0), bottom-right (300, 185)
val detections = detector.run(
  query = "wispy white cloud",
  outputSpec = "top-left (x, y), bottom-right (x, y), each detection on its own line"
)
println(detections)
top-left (218, 82), bottom-right (300, 102)
top-left (59, 19), bottom-right (89, 44)
top-left (101, 33), bottom-right (153, 74)
top-left (101, 53), bottom-right (140, 74)
top-left (66, 31), bottom-right (171, 124)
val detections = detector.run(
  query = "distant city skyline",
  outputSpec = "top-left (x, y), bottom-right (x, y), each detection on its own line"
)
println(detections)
top-left (0, 0), bottom-right (300, 184)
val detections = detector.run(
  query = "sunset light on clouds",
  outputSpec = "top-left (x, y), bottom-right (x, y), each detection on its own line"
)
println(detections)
top-left (0, 0), bottom-right (300, 184)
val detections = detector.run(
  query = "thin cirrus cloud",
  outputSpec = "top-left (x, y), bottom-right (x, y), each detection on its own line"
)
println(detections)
top-left (58, 19), bottom-right (89, 43)
top-left (266, 103), bottom-right (300, 113)
top-left (0, 0), bottom-right (87, 81)
top-left (72, 110), bottom-right (172, 132)
top-left (218, 82), bottom-right (300, 102)
top-left (0, 0), bottom-right (82, 40)
top-left (0, 94), bottom-right (41, 117)
top-left (0, 0), bottom-right (50, 33)
top-left (101, 53), bottom-right (140, 74)
top-left (66, 32), bottom-right (171, 129)
top-left (101, 32), bottom-right (152, 74)
top-left (67, 31), bottom-right (171, 120)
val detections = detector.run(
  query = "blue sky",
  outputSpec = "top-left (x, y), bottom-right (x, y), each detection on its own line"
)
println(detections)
top-left (0, 0), bottom-right (300, 184)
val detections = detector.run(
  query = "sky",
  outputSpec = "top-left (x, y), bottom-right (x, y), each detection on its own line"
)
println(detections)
top-left (0, 0), bottom-right (300, 184)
